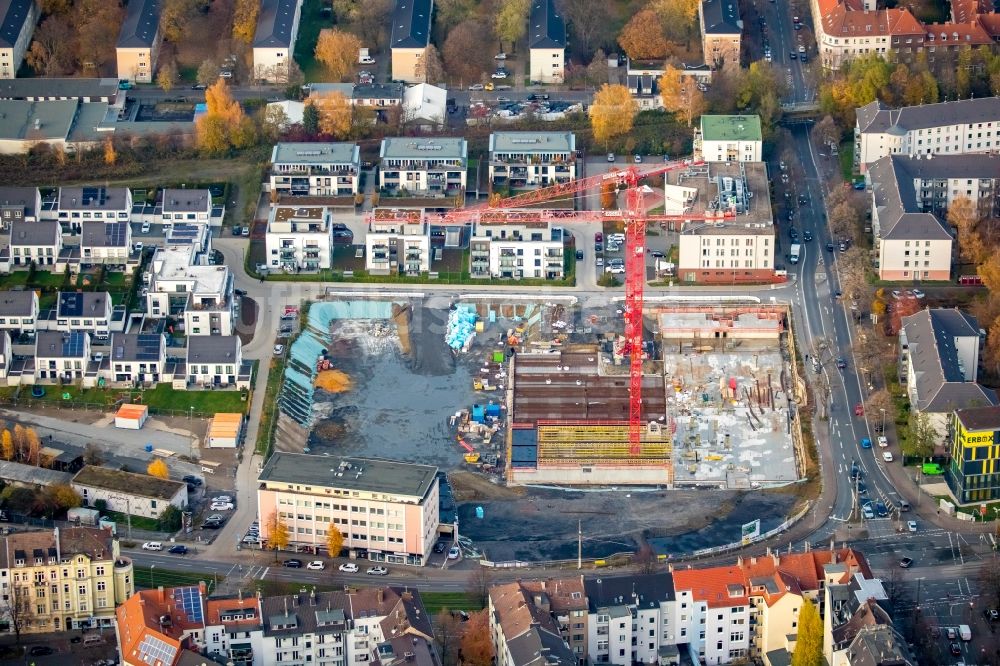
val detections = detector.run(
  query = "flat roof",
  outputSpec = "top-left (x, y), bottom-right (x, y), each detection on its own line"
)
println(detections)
top-left (151, 246), bottom-right (230, 294)
top-left (260, 452), bottom-right (438, 500)
top-left (700, 115), bottom-right (762, 142)
top-left (162, 188), bottom-right (210, 213)
top-left (117, 0), bottom-right (160, 49)
top-left (272, 206), bottom-right (326, 222)
top-left (271, 142), bottom-right (359, 165)
top-left (490, 131), bottom-right (575, 154)
top-left (380, 137), bottom-right (467, 160)
top-left (0, 78), bottom-right (119, 101)
top-left (72, 465), bottom-right (185, 500)
top-left (0, 99), bottom-right (76, 141)
top-left (666, 161), bottom-right (774, 234)
top-left (59, 186), bottom-right (130, 211)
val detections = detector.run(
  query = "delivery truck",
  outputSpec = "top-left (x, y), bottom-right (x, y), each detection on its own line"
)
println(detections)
top-left (789, 243), bottom-right (801, 264)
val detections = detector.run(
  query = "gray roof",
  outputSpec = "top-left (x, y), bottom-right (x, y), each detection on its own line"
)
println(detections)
top-left (9, 219), bottom-right (59, 246)
top-left (856, 96), bottom-right (1000, 135)
top-left (901, 308), bottom-right (996, 412)
top-left (490, 131), bottom-right (575, 155)
top-left (0, 0), bottom-right (34, 50)
top-left (0, 290), bottom-right (34, 317)
top-left (390, 0), bottom-right (432, 49)
top-left (701, 0), bottom-right (741, 34)
top-left (764, 649), bottom-right (792, 666)
top-left (161, 188), bottom-right (210, 213)
top-left (0, 186), bottom-right (39, 217)
top-left (58, 186), bottom-right (130, 211)
top-left (253, 0), bottom-right (300, 48)
top-left (308, 83), bottom-right (354, 98)
top-left (584, 573), bottom-right (676, 610)
top-left (187, 335), bottom-right (240, 364)
top-left (868, 156), bottom-right (952, 241)
top-left (80, 221), bottom-right (129, 248)
top-left (35, 331), bottom-right (88, 359)
top-left (954, 404), bottom-right (1000, 431)
top-left (0, 78), bottom-right (119, 101)
top-left (57, 291), bottom-right (110, 318)
top-left (528, 0), bottom-right (566, 49)
top-left (110, 333), bottom-right (164, 363)
top-left (117, 0), bottom-right (160, 49)
top-left (506, 625), bottom-right (576, 666)
top-left (380, 136), bottom-right (467, 161)
top-left (261, 589), bottom-right (348, 636)
top-left (0, 460), bottom-right (73, 487)
top-left (353, 82), bottom-right (404, 101)
top-left (271, 142), bottom-right (360, 166)
top-left (845, 625), bottom-right (915, 666)
top-left (260, 452), bottom-right (438, 499)
top-left (0, 99), bottom-right (77, 141)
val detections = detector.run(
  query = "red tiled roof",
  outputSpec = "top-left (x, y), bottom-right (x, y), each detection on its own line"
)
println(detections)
top-left (978, 13), bottom-right (1000, 37)
top-left (923, 21), bottom-right (993, 44)
top-left (204, 596), bottom-right (262, 629)
top-left (952, 0), bottom-right (991, 23)
top-left (672, 566), bottom-right (748, 608)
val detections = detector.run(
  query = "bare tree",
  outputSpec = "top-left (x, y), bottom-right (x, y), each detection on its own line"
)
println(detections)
top-left (433, 608), bottom-right (464, 666)
top-left (634, 543), bottom-right (658, 574)
top-left (1, 586), bottom-right (33, 644)
top-left (465, 566), bottom-right (495, 608)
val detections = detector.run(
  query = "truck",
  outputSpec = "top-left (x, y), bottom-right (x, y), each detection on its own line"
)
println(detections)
top-left (789, 243), bottom-right (801, 264)
top-left (958, 624), bottom-right (971, 641)
top-left (358, 48), bottom-right (375, 65)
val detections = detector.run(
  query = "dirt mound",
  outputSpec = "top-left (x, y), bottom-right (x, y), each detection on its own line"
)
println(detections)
top-left (315, 369), bottom-right (352, 392)
top-left (450, 470), bottom-right (525, 501)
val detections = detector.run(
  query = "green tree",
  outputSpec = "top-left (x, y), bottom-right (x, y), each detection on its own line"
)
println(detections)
top-left (790, 599), bottom-right (822, 666)
top-left (302, 103), bottom-right (320, 135)
top-left (159, 505), bottom-right (183, 531)
top-left (904, 412), bottom-right (936, 460)
top-left (494, 0), bottom-right (530, 50)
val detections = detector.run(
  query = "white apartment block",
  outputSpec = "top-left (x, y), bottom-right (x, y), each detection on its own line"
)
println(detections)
top-left (115, 0), bottom-right (160, 83)
top-left (0, 0), bottom-right (39, 80)
top-left (265, 205), bottom-right (333, 271)
top-left (855, 97), bottom-right (1000, 171)
top-left (488, 131), bottom-right (576, 190)
top-left (72, 465), bottom-right (188, 520)
top-left (694, 115), bottom-right (763, 163)
top-left (584, 575), bottom-right (679, 665)
top-left (252, 0), bottom-right (303, 82)
top-left (147, 245), bottom-right (234, 336)
top-left (528, 0), bottom-right (566, 83)
top-left (470, 222), bottom-right (565, 280)
top-left (56, 186), bottom-right (132, 233)
top-left (379, 137), bottom-right (467, 196)
top-left (258, 453), bottom-right (440, 566)
top-left (270, 142), bottom-right (360, 197)
top-left (365, 217), bottom-right (431, 276)
top-left (185, 335), bottom-right (244, 388)
top-left (7, 218), bottom-right (61, 267)
top-left (0, 185), bottom-right (40, 228)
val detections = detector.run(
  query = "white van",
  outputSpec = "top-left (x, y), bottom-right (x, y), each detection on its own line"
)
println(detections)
top-left (83, 634), bottom-right (104, 646)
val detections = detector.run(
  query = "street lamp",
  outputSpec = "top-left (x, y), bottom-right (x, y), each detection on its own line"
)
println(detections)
top-left (880, 408), bottom-right (886, 436)
top-left (150, 564), bottom-right (156, 588)
top-left (189, 405), bottom-right (194, 420)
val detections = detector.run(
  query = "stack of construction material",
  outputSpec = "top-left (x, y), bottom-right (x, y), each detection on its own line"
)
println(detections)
top-left (446, 307), bottom-right (478, 351)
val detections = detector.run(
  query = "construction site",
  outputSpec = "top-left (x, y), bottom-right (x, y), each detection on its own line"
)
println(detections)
top-left (505, 304), bottom-right (801, 489)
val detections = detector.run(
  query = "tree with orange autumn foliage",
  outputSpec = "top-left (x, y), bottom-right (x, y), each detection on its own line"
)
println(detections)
top-left (196, 79), bottom-right (257, 153)
top-left (459, 610), bottom-right (494, 666)
top-left (310, 92), bottom-right (353, 139)
top-left (617, 10), bottom-right (668, 60)
top-left (314, 29), bottom-right (362, 81)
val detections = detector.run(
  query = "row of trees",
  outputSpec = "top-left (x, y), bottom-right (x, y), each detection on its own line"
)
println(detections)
top-left (27, 0), bottom-right (124, 76)
top-left (265, 511), bottom-right (344, 561)
top-left (617, 0), bottom-right (700, 61)
top-left (1, 425), bottom-right (42, 466)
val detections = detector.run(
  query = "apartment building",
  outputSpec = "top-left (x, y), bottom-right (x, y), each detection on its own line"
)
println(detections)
top-left (811, 0), bottom-right (996, 70)
top-left (72, 465), bottom-right (187, 519)
top-left (0, 329), bottom-right (9, 383)
top-left (34, 330), bottom-right (90, 382)
top-left (488, 131), bottom-right (576, 190)
top-left (824, 573), bottom-right (914, 666)
top-left (252, 0), bottom-right (303, 82)
top-left (0, 0), bottom-right (39, 80)
top-left (270, 142), bottom-right (361, 197)
top-left (56, 187), bottom-right (132, 232)
top-left (700, 0), bottom-right (742, 70)
top-left (7, 218), bottom-right (60, 266)
top-left (389, 0), bottom-right (433, 83)
top-left (378, 137), bottom-right (467, 196)
top-left (0, 185), bottom-right (40, 228)
top-left (694, 115), bottom-right (762, 163)
top-left (624, 60), bottom-right (712, 111)
top-left (147, 245), bottom-right (234, 336)
top-left (0, 527), bottom-right (133, 634)
top-left (54, 291), bottom-right (112, 338)
top-left (108, 333), bottom-right (166, 385)
top-left (470, 221), bottom-right (565, 280)
top-left (160, 188), bottom-right (212, 225)
top-left (0, 289), bottom-right (37, 330)
top-left (670, 161), bottom-right (777, 284)
top-left (585, 574), bottom-right (678, 665)
top-left (185, 335), bottom-right (246, 388)
top-left (365, 217), bottom-right (431, 276)
top-left (947, 405), bottom-right (1000, 503)
top-left (265, 205), bottom-right (333, 271)
top-left (867, 154), bottom-right (1000, 281)
top-left (899, 308), bottom-right (995, 444)
top-left (115, 0), bottom-right (161, 83)
top-left (671, 567), bottom-right (750, 665)
top-left (528, 0), bottom-right (566, 83)
top-left (490, 580), bottom-right (579, 666)
top-left (116, 584), bottom-right (211, 666)
top-left (202, 595), bottom-right (265, 664)
top-left (856, 97), bottom-right (1000, 171)
top-left (257, 452), bottom-right (440, 566)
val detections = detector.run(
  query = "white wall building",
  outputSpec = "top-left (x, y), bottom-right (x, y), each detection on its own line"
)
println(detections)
top-left (270, 142), bottom-right (360, 197)
top-left (488, 131), bottom-right (576, 190)
top-left (470, 221), bottom-right (565, 280)
top-left (185, 335), bottom-right (244, 388)
top-left (34, 330), bottom-right (90, 382)
top-left (7, 219), bottom-right (61, 267)
top-left (855, 97), bottom-right (1000, 172)
top-left (252, 0), bottom-right (303, 82)
top-left (80, 221), bottom-right (131, 264)
top-left (54, 291), bottom-right (113, 338)
top-left (265, 205), bottom-right (333, 271)
top-left (108, 333), bottom-right (166, 385)
top-left (365, 218), bottom-right (431, 275)
top-left (528, 0), bottom-right (566, 83)
top-left (694, 115), bottom-right (763, 163)
top-left (379, 137), bottom-right (467, 196)
top-left (72, 465), bottom-right (188, 519)
top-left (147, 245), bottom-right (234, 336)
top-left (161, 189), bottom-right (213, 225)
top-left (0, 289), bottom-right (37, 330)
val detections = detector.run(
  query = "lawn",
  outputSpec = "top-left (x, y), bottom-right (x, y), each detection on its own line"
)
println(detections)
top-left (420, 592), bottom-right (483, 614)
top-left (255, 357), bottom-right (286, 455)
top-left (103, 509), bottom-right (160, 532)
top-left (21, 383), bottom-right (249, 416)
top-left (838, 140), bottom-right (855, 181)
top-left (293, 0), bottom-right (333, 83)
top-left (0, 270), bottom-right (70, 291)
top-left (133, 565), bottom-right (217, 592)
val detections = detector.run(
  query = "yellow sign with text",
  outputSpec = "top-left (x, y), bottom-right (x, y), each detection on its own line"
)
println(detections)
top-left (959, 427), bottom-right (994, 447)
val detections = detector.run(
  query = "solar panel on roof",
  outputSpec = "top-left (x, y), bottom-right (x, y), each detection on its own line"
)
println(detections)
top-left (62, 332), bottom-right (84, 357)
top-left (138, 634), bottom-right (177, 665)
top-left (173, 586), bottom-right (204, 623)
top-left (135, 334), bottom-right (161, 361)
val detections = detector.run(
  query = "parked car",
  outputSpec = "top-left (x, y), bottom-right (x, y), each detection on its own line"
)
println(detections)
top-left (366, 566), bottom-right (389, 575)
top-left (203, 520), bottom-right (224, 529)
top-left (862, 504), bottom-right (875, 519)
top-left (273, 344), bottom-right (285, 356)
top-left (607, 152), bottom-right (615, 162)
top-left (29, 646), bottom-right (54, 656)
top-left (141, 542), bottom-right (163, 551)
top-left (168, 545), bottom-right (189, 555)
top-left (232, 226), bottom-right (242, 236)
top-left (912, 289), bottom-right (925, 299)
top-left (575, 250), bottom-right (584, 260)
top-left (469, 84), bottom-right (484, 91)
top-left (182, 475), bottom-right (202, 486)
top-left (882, 451), bottom-right (894, 462)
top-left (950, 642), bottom-right (962, 656)
top-left (448, 546), bottom-right (461, 560)
top-left (283, 559), bottom-right (303, 568)
top-left (210, 502), bottom-right (235, 511)
top-left (433, 542), bottom-right (446, 554)
top-left (141, 222), bottom-right (151, 233)
top-left (899, 556), bottom-right (914, 568)
top-left (339, 562), bottom-right (360, 573)
top-left (633, 154), bottom-right (642, 164)
top-left (306, 561), bottom-right (325, 570)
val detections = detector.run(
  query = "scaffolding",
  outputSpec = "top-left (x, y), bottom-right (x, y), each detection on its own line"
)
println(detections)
top-left (535, 420), bottom-right (673, 481)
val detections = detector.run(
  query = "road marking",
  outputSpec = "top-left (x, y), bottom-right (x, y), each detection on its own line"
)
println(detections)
top-left (260, 566), bottom-right (270, 580)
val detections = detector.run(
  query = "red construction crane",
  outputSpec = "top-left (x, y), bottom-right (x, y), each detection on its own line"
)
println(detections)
top-left (370, 160), bottom-right (734, 455)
